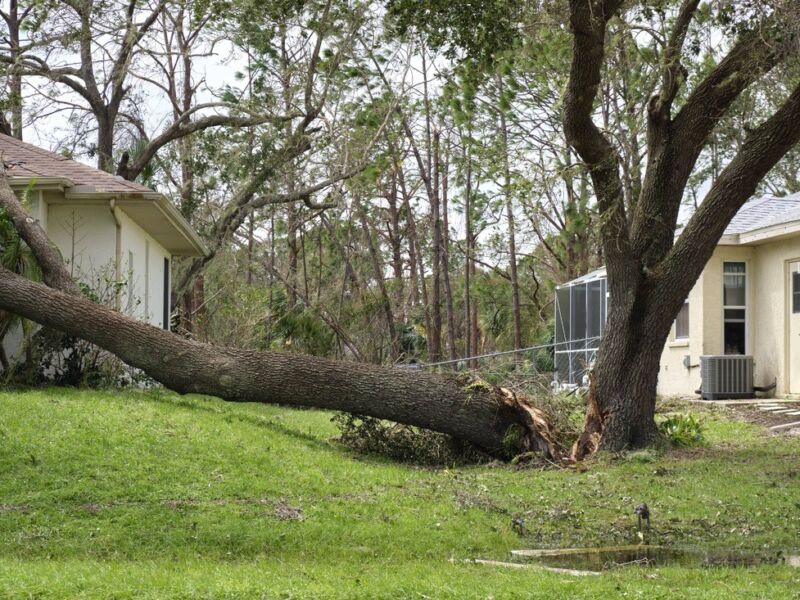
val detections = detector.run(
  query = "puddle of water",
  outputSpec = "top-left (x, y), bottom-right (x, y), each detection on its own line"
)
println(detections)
top-left (512, 545), bottom-right (798, 571)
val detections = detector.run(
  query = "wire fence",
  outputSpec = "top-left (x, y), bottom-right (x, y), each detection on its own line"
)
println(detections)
top-left (420, 336), bottom-right (601, 370)
top-left (401, 336), bottom-right (601, 399)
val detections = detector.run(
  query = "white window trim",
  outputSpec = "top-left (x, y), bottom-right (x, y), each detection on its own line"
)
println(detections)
top-left (722, 261), bottom-right (748, 355)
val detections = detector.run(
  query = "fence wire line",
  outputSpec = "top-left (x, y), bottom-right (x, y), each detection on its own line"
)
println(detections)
top-left (420, 336), bottom-right (602, 369)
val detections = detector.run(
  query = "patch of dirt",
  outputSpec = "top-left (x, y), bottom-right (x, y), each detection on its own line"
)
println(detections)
top-left (453, 490), bottom-right (507, 514)
top-left (272, 501), bottom-right (304, 521)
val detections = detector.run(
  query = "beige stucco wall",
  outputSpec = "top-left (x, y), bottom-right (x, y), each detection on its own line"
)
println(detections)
top-left (657, 245), bottom-right (757, 397)
top-left (117, 209), bottom-right (171, 328)
top-left (657, 241), bottom-right (800, 397)
top-left (2, 189), bottom-right (173, 363)
top-left (656, 272), bottom-right (704, 396)
top-left (750, 236), bottom-right (800, 395)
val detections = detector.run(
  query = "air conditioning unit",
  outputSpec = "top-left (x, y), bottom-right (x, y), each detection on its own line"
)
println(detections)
top-left (700, 355), bottom-right (754, 400)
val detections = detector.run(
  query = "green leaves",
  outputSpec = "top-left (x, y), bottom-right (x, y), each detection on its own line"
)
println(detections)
top-left (385, 0), bottom-right (524, 65)
top-left (658, 413), bottom-right (707, 448)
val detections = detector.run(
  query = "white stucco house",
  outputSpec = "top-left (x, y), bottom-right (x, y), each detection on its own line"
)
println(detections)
top-left (0, 133), bottom-right (206, 360)
top-left (555, 193), bottom-right (800, 399)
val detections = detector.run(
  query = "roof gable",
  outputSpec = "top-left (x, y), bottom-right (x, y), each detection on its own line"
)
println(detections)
top-left (0, 133), bottom-right (206, 256)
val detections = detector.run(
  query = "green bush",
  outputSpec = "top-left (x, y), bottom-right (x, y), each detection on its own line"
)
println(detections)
top-left (658, 413), bottom-right (707, 447)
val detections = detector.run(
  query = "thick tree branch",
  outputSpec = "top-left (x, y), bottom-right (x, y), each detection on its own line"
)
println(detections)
top-left (0, 162), bottom-right (79, 295)
top-left (120, 106), bottom-right (284, 181)
top-left (671, 24), bottom-right (784, 154)
top-left (650, 0), bottom-right (700, 119)
top-left (661, 82), bottom-right (800, 290)
top-left (563, 0), bottom-right (632, 287)
top-left (0, 266), bottom-right (562, 460)
top-left (630, 21), bottom-right (788, 266)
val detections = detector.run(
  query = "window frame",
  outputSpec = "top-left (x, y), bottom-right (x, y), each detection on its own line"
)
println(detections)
top-left (722, 261), bottom-right (747, 354)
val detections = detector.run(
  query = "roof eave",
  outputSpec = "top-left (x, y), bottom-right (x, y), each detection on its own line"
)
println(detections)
top-left (717, 233), bottom-right (740, 245)
top-left (154, 195), bottom-right (208, 257)
top-left (64, 187), bottom-right (162, 202)
top-left (738, 220), bottom-right (800, 245)
top-left (50, 191), bottom-right (207, 257)
top-left (7, 175), bottom-right (73, 191)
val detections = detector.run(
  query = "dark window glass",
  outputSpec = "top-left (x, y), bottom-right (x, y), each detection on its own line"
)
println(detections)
top-left (723, 262), bottom-right (746, 353)
top-left (675, 301), bottom-right (689, 339)
top-left (724, 322), bottom-right (746, 355)
top-left (793, 272), bottom-right (800, 314)
top-left (724, 308), bottom-right (746, 321)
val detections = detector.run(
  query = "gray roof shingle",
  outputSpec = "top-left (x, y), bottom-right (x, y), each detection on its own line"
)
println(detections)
top-left (723, 193), bottom-right (800, 235)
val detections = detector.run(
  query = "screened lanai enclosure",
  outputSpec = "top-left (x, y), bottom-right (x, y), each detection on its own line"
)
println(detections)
top-left (554, 268), bottom-right (608, 386)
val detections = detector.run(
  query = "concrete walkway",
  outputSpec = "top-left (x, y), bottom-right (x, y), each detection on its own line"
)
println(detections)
top-left (687, 398), bottom-right (800, 433)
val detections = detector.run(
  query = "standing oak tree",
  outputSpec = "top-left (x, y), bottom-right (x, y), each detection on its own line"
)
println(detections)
top-left (564, 0), bottom-right (800, 455)
top-left (387, 0), bottom-right (800, 454)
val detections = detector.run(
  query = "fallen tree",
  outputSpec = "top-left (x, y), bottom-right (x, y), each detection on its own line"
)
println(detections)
top-left (0, 169), bottom-right (561, 461)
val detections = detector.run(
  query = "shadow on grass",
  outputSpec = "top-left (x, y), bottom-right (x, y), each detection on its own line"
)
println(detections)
top-left (30, 385), bottom-right (338, 453)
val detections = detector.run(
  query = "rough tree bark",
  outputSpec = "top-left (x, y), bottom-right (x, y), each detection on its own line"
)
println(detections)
top-left (0, 168), bottom-right (561, 460)
top-left (564, 0), bottom-right (800, 456)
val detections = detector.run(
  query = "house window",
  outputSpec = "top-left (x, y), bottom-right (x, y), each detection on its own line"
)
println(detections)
top-left (163, 257), bottom-right (170, 330)
top-left (793, 270), bottom-right (800, 314)
top-left (675, 300), bottom-right (689, 339)
top-left (723, 262), bottom-right (746, 354)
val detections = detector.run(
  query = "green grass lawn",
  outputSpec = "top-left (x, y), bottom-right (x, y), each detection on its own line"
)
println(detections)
top-left (1, 387), bottom-right (799, 599)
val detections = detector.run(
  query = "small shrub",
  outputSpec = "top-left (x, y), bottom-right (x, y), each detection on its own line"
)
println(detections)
top-left (8, 327), bottom-right (153, 389)
top-left (331, 413), bottom-right (490, 465)
top-left (659, 413), bottom-right (707, 447)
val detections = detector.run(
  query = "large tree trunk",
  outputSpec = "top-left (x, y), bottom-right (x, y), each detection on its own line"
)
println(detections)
top-left (572, 280), bottom-right (673, 457)
top-left (96, 111), bottom-right (116, 173)
top-left (0, 149), bottom-right (557, 458)
top-left (0, 268), bottom-right (561, 460)
top-left (563, 0), bottom-right (800, 457)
